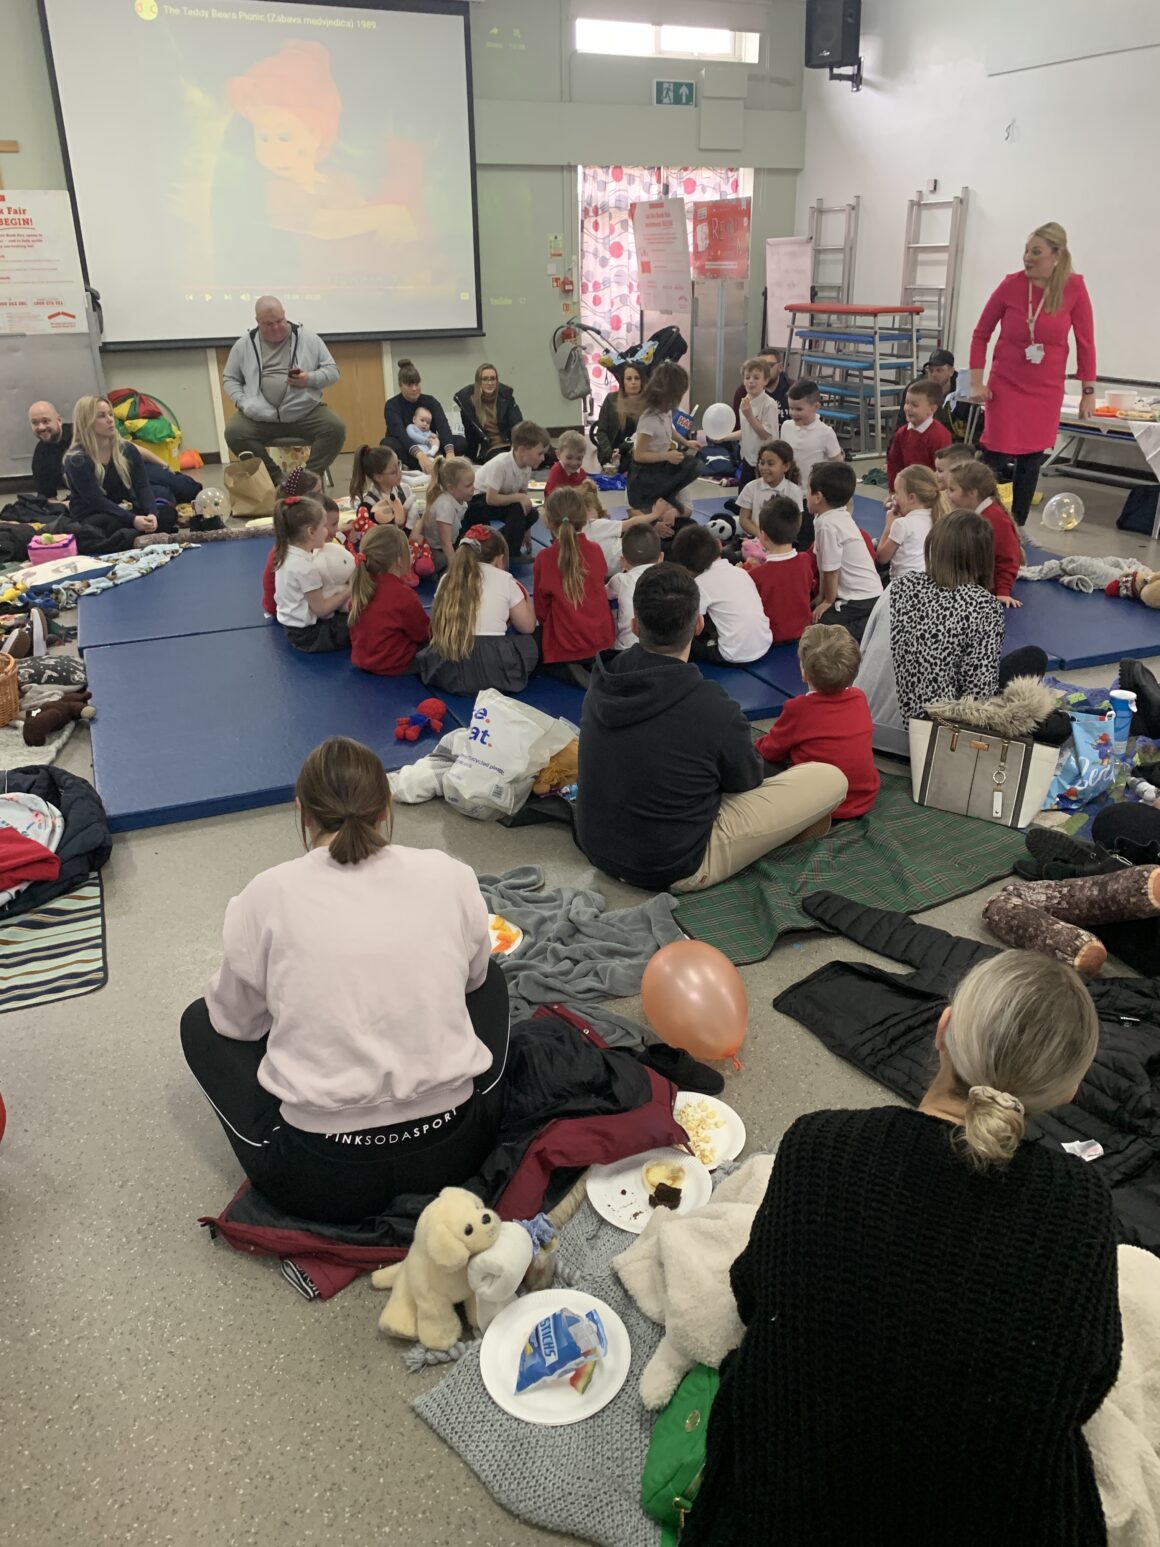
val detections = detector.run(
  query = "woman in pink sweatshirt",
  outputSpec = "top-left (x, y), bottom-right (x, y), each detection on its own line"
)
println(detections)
top-left (180, 737), bottom-right (508, 1225)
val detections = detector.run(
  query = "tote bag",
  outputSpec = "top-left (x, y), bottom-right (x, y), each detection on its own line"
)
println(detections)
top-left (223, 452), bottom-right (276, 518)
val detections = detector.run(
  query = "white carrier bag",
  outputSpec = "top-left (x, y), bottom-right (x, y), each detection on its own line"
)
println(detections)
top-left (443, 689), bottom-right (577, 821)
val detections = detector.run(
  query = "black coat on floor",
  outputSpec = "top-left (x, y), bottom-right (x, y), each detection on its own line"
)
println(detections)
top-left (0, 766), bottom-right (111, 918)
top-left (774, 890), bottom-right (1160, 1255)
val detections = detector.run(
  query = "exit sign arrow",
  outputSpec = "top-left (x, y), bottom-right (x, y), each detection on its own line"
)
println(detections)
top-left (654, 78), bottom-right (696, 107)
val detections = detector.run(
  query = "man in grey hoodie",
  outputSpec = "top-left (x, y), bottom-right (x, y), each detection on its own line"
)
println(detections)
top-left (222, 296), bottom-right (346, 478)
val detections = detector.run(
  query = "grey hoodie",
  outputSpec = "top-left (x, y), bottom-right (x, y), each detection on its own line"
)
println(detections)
top-left (222, 323), bottom-right (340, 424)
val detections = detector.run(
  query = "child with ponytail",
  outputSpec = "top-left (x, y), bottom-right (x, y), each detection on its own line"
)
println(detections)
top-left (534, 486), bottom-right (614, 678)
top-left (945, 459), bottom-right (1024, 607)
top-left (422, 455), bottom-right (476, 570)
top-left (875, 464), bottom-right (942, 579)
top-left (348, 443), bottom-right (415, 545)
top-left (262, 466), bottom-right (325, 615)
top-left (417, 525), bottom-right (537, 695)
top-left (348, 526), bottom-right (429, 676)
top-left (273, 495), bottom-right (351, 652)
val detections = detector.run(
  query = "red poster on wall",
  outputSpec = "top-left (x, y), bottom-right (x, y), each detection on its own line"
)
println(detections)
top-left (690, 197), bottom-right (752, 280)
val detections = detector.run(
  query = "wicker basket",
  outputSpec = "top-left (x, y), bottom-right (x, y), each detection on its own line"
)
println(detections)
top-left (0, 652), bottom-right (19, 728)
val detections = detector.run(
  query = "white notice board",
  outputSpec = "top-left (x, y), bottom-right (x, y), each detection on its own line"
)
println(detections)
top-left (764, 237), bottom-right (813, 350)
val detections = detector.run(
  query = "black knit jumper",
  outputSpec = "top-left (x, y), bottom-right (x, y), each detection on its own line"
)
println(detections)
top-left (682, 1107), bottom-right (1121, 1547)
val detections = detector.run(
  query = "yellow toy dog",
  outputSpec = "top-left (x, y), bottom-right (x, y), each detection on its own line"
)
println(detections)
top-left (372, 1187), bottom-right (501, 1351)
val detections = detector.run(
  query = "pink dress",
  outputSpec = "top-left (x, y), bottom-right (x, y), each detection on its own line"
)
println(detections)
top-left (969, 272), bottom-right (1096, 455)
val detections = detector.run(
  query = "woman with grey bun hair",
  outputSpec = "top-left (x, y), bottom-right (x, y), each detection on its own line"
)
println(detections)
top-left (682, 949), bottom-right (1122, 1547)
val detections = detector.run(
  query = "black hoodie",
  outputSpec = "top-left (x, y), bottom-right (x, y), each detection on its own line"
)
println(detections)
top-left (576, 645), bottom-right (763, 890)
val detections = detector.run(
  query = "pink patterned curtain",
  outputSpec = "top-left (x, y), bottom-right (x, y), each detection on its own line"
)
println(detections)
top-left (580, 165), bottom-right (741, 412)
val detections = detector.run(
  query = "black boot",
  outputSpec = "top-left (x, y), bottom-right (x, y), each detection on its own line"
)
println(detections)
top-left (1119, 658), bottom-right (1160, 738)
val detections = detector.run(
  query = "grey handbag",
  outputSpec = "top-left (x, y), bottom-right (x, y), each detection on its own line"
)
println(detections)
top-left (909, 719), bottom-right (1058, 828)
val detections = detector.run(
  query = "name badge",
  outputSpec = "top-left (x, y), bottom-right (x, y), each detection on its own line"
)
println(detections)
top-left (1025, 343), bottom-right (1045, 365)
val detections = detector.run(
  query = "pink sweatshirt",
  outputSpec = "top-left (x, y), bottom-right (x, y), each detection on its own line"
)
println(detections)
top-left (204, 844), bottom-right (493, 1133)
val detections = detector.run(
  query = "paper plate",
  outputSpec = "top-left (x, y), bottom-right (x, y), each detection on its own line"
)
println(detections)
top-left (673, 1092), bottom-right (746, 1171)
top-left (479, 1289), bottom-right (630, 1425)
top-left (488, 914), bottom-right (524, 957)
top-left (586, 1147), bottom-right (712, 1234)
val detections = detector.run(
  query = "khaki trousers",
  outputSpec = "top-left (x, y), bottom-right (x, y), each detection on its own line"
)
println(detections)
top-left (671, 763), bottom-right (850, 893)
top-left (224, 403), bottom-right (347, 478)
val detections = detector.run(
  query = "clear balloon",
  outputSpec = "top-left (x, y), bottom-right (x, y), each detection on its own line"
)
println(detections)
top-left (701, 402), bottom-right (736, 442)
top-left (641, 941), bottom-right (748, 1063)
top-left (1040, 492), bottom-right (1084, 531)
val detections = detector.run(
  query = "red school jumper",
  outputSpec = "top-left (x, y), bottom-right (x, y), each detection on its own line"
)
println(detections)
top-left (749, 551), bottom-right (818, 644)
top-left (533, 534), bottom-right (615, 662)
top-left (978, 499), bottom-right (1022, 599)
top-left (349, 572), bottom-right (430, 675)
top-left (886, 419), bottom-right (952, 490)
top-left (755, 686), bottom-right (880, 819)
top-left (544, 463), bottom-right (587, 499)
top-left (262, 546), bottom-right (276, 614)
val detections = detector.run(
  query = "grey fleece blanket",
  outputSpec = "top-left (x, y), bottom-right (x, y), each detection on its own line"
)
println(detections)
top-left (479, 867), bottom-right (685, 1046)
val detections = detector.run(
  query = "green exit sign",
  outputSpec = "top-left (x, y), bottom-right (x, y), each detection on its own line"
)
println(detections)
top-left (654, 78), bottom-right (696, 107)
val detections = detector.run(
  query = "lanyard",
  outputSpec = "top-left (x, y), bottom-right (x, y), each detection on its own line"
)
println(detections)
top-left (1026, 281), bottom-right (1047, 344)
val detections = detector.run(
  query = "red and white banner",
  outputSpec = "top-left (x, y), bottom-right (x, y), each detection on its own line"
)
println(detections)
top-left (0, 190), bottom-right (87, 335)
top-left (690, 197), bottom-right (751, 280)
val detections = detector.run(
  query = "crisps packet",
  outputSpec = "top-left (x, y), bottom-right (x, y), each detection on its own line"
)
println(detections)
top-left (515, 1307), bottom-right (608, 1394)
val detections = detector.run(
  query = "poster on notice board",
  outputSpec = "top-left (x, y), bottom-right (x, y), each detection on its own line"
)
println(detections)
top-left (0, 191), bottom-right (88, 335)
top-left (691, 198), bottom-right (751, 280)
top-left (630, 197), bottom-right (691, 313)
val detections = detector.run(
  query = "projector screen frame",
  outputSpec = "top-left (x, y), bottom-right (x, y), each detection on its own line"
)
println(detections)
top-left (36, 0), bottom-right (484, 350)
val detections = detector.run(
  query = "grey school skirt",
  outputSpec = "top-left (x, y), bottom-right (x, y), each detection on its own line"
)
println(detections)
top-left (417, 633), bottom-right (540, 697)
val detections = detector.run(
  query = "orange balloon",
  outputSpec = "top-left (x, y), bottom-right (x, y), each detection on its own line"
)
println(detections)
top-left (641, 941), bottom-right (748, 1062)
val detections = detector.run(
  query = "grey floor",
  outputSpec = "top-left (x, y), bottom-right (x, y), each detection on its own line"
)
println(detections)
top-left (2, 459), bottom-right (1157, 1546)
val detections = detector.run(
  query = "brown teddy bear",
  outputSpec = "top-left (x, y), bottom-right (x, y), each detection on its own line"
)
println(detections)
top-left (533, 737), bottom-right (578, 796)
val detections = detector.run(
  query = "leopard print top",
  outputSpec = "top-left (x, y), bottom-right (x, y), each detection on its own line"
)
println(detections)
top-left (889, 570), bottom-right (1004, 722)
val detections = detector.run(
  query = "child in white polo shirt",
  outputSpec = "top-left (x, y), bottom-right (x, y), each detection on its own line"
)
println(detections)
top-left (671, 523), bottom-right (772, 666)
top-left (809, 461), bottom-right (882, 644)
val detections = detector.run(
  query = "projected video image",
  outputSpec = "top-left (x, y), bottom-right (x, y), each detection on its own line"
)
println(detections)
top-left (43, 1), bottom-right (480, 343)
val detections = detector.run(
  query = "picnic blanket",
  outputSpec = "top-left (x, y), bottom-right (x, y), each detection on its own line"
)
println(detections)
top-left (673, 774), bottom-right (1025, 965)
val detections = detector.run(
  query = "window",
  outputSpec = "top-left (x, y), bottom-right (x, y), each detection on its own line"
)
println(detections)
top-left (574, 19), bottom-right (760, 63)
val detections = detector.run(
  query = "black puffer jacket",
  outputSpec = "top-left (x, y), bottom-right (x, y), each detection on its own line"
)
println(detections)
top-left (453, 382), bottom-right (522, 463)
top-left (775, 891), bottom-right (1160, 1254)
top-left (0, 766), bottom-right (111, 917)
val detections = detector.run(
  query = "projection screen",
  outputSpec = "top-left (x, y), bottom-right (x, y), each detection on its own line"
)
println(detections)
top-left (38, 0), bottom-right (481, 346)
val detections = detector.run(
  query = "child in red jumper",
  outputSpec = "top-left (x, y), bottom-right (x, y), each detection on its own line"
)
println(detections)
top-left (755, 625), bottom-right (879, 818)
top-left (886, 379), bottom-right (952, 491)
top-left (534, 486), bottom-right (614, 681)
top-left (348, 525), bottom-right (430, 675)
top-left (544, 430), bottom-right (589, 499)
top-left (945, 459), bottom-right (1024, 609)
top-left (746, 496), bottom-right (817, 644)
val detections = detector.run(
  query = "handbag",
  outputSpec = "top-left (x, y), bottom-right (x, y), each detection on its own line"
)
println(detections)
top-left (909, 717), bottom-right (1058, 828)
top-left (223, 451), bottom-right (276, 518)
top-left (640, 1363), bottom-right (720, 1544)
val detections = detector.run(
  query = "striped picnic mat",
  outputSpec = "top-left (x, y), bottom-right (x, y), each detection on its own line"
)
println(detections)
top-left (0, 876), bottom-right (107, 1013)
top-left (673, 775), bottom-right (1026, 965)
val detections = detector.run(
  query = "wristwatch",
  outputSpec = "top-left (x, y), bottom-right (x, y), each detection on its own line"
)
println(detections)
top-left (1082, 385), bottom-right (1096, 395)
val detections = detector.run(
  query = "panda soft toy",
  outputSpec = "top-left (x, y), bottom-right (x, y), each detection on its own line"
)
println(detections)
top-left (706, 511), bottom-right (737, 542)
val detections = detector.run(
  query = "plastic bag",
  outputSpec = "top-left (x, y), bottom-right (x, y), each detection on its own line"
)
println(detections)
top-left (442, 690), bottom-right (577, 821)
top-left (1045, 710), bottom-right (1116, 812)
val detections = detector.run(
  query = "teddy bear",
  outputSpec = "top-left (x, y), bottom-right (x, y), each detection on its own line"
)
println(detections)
top-left (371, 1186), bottom-right (501, 1350)
top-left (1105, 570), bottom-right (1160, 608)
top-left (533, 737), bottom-right (578, 796)
top-left (394, 697), bottom-right (447, 743)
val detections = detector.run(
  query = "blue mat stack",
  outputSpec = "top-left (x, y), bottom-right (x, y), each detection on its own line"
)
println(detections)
top-left (77, 494), bottom-right (1160, 832)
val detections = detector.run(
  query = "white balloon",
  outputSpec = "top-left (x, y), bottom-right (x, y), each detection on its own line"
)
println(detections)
top-left (1040, 492), bottom-right (1085, 531)
top-left (702, 402), bottom-right (736, 441)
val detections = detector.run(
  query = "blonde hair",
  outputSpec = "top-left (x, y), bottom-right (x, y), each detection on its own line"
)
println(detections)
top-left (944, 951), bottom-right (1098, 1169)
top-left (424, 454), bottom-right (474, 510)
top-left (348, 525), bottom-right (411, 626)
top-left (798, 623), bottom-right (860, 693)
top-left (556, 429), bottom-right (588, 460)
top-left (949, 459), bottom-right (1004, 510)
top-left (742, 356), bottom-right (772, 379)
top-left (894, 464), bottom-right (942, 519)
top-left (578, 478), bottom-right (607, 520)
top-left (295, 737), bottom-right (392, 867)
top-left (430, 528), bottom-right (509, 661)
top-left (273, 494), bottom-right (326, 568)
top-left (1031, 222), bottom-right (1073, 315)
top-left (543, 486), bottom-right (590, 606)
top-left (68, 396), bottom-right (132, 490)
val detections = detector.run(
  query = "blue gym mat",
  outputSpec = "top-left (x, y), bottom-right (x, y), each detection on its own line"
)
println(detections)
top-left (78, 540), bottom-right (272, 651)
top-left (86, 627), bottom-right (470, 832)
top-left (693, 659), bottom-right (790, 719)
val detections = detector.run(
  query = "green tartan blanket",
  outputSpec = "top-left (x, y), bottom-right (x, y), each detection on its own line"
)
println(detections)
top-left (672, 774), bottom-right (1025, 965)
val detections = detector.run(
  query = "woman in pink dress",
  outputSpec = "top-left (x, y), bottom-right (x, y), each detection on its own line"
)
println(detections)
top-left (969, 223), bottom-right (1097, 525)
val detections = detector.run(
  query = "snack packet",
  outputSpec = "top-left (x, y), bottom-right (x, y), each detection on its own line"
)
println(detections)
top-left (515, 1307), bottom-right (608, 1395)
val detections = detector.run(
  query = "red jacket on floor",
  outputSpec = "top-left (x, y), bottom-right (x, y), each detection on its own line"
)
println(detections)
top-left (349, 573), bottom-right (430, 675)
top-left (977, 499), bottom-right (1023, 599)
top-left (533, 534), bottom-right (615, 662)
top-left (262, 546), bottom-right (276, 614)
top-left (755, 686), bottom-right (880, 819)
top-left (886, 420), bottom-right (952, 490)
top-left (749, 551), bottom-right (818, 644)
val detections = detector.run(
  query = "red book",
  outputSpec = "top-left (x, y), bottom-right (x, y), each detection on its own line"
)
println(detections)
top-left (886, 420), bottom-right (952, 490)
top-left (755, 687), bottom-right (880, 819)
top-left (750, 551), bottom-right (818, 644)
top-left (544, 463), bottom-right (587, 499)
top-left (349, 573), bottom-right (430, 675)
top-left (977, 499), bottom-right (1022, 598)
top-left (533, 534), bottom-right (615, 662)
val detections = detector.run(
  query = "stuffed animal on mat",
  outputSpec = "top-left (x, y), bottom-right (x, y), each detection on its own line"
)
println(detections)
top-left (23, 692), bottom-right (94, 747)
top-left (394, 697), bottom-right (446, 743)
top-left (533, 737), bottom-right (578, 796)
top-left (372, 1186), bottom-right (501, 1350)
top-left (1105, 570), bottom-right (1160, 607)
